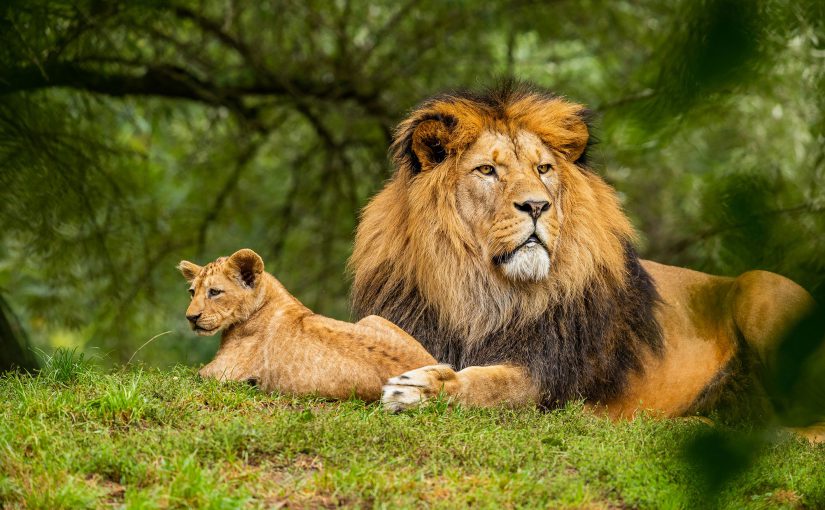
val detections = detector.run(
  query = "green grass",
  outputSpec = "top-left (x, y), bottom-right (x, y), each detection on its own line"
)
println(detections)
top-left (1, 353), bottom-right (822, 509)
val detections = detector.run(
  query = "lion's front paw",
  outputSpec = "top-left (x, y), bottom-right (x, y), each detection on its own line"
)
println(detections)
top-left (381, 364), bottom-right (458, 412)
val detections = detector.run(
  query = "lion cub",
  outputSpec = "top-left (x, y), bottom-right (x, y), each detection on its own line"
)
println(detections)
top-left (177, 249), bottom-right (436, 400)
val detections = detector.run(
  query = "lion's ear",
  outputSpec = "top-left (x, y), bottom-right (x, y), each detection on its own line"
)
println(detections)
top-left (393, 113), bottom-right (457, 174)
top-left (562, 109), bottom-right (591, 163)
top-left (514, 97), bottom-right (591, 164)
top-left (177, 261), bottom-right (202, 283)
top-left (227, 249), bottom-right (264, 289)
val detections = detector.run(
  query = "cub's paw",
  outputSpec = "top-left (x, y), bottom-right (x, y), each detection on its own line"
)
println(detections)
top-left (381, 364), bottom-right (458, 413)
top-left (198, 364), bottom-right (253, 385)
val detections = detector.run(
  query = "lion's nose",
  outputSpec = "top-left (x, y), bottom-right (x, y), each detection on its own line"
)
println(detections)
top-left (514, 200), bottom-right (550, 220)
top-left (186, 313), bottom-right (202, 324)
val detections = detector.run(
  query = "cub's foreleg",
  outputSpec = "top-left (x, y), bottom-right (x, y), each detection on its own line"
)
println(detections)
top-left (381, 364), bottom-right (541, 412)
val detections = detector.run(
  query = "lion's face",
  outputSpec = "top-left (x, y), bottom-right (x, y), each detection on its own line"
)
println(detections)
top-left (351, 83), bottom-right (634, 339)
top-left (454, 129), bottom-right (562, 282)
top-left (177, 249), bottom-right (264, 336)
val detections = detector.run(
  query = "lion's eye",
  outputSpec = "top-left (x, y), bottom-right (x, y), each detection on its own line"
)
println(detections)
top-left (208, 288), bottom-right (222, 298)
top-left (537, 163), bottom-right (553, 175)
top-left (475, 165), bottom-right (496, 176)
top-left (188, 288), bottom-right (195, 297)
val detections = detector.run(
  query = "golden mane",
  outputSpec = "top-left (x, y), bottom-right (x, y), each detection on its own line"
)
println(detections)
top-left (351, 82), bottom-right (635, 342)
top-left (349, 81), bottom-right (663, 406)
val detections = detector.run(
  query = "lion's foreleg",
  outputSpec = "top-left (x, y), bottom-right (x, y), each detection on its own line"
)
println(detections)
top-left (381, 364), bottom-right (541, 412)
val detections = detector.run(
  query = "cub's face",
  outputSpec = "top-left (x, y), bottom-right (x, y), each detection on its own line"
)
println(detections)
top-left (177, 249), bottom-right (264, 336)
top-left (455, 130), bottom-right (562, 282)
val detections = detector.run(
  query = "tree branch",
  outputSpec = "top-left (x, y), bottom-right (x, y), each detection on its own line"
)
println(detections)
top-left (171, 5), bottom-right (263, 74)
top-left (593, 89), bottom-right (657, 113)
top-left (663, 203), bottom-right (825, 256)
top-left (196, 135), bottom-right (266, 255)
top-left (2, 62), bottom-right (223, 102)
top-left (0, 61), bottom-right (386, 120)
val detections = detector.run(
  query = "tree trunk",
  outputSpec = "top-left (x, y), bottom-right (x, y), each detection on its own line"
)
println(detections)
top-left (0, 293), bottom-right (38, 372)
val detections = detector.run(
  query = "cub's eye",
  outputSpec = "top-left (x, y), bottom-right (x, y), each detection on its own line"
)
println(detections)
top-left (537, 163), bottom-right (553, 175)
top-left (207, 288), bottom-right (222, 298)
top-left (188, 288), bottom-right (194, 297)
top-left (474, 164), bottom-right (497, 176)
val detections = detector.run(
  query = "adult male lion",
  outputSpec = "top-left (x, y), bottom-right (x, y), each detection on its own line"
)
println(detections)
top-left (349, 82), bottom-right (815, 420)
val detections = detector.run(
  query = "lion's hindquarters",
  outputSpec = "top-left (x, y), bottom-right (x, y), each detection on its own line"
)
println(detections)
top-left (732, 270), bottom-right (816, 361)
top-left (356, 315), bottom-right (416, 342)
top-left (262, 339), bottom-right (387, 400)
top-left (732, 270), bottom-right (825, 432)
top-left (288, 316), bottom-right (437, 401)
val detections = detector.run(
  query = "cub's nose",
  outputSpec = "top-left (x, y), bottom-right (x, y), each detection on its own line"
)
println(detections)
top-left (514, 200), bottom-right (550, 220)
top-left (186, 313), bottom-right (202, 324)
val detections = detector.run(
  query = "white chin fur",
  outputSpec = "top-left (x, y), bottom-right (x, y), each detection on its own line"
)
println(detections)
top-left (500, 246), bottom-right (550, 282)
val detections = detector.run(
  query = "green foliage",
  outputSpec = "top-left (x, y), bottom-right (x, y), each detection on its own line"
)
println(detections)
top-left (0, 0), bottom-right (823, 365)
top-left (765, 305), bottom-right (825, 427)
top-left (1, 367), bottom-right (824, 509)
top-left (682, 429), bottom-right (765, 505)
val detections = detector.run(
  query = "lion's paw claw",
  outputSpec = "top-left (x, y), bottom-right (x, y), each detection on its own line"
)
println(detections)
top-left (381, 384), bottom-right (426, 412)
top-left (381, 364), bottom-right (455, 412)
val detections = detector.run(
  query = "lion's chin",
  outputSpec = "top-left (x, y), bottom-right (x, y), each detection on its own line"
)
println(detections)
top-left (193, 325), bottom-right (221, 336)
top-left (499, 246), bottom-right (551, 282)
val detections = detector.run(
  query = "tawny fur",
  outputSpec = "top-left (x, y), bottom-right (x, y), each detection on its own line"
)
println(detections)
top-left (348, 82), bottom-right (819, 438)
top-left (178, 249), bottom-right (436, 400)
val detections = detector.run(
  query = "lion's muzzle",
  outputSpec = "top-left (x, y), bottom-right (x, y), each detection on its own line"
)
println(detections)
top-left (494, 232), bottom-right (551, 282)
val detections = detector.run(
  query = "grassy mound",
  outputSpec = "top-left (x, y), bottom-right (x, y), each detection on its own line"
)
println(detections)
top-left (0, 351), bottom-right (822, 509)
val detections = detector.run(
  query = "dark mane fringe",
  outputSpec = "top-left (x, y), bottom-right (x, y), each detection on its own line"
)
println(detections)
top-left (353, 242), bottom-right (664, 407)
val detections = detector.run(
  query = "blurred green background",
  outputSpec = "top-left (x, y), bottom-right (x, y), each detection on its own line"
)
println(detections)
top-left (0, 0), bottom-right (823, 368)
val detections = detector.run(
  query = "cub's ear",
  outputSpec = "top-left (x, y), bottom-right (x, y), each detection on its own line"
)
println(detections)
top-left (177, 261), bottom-right (202, 283)
top-left (227, 249), bottom-right (264, 289)
top-left (392, 113), bottom-right (457, 174)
